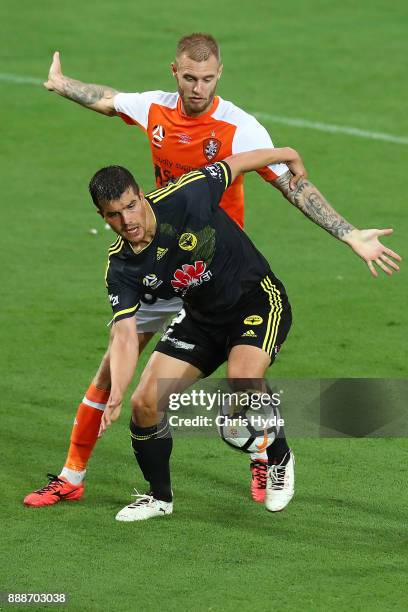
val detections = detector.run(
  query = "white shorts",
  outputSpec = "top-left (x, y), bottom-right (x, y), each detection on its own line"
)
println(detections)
top-left (135, 297), bottom-right (183, 333)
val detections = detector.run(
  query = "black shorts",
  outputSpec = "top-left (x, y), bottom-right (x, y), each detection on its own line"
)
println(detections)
top-left (154, 275), bottom-right (292, 377)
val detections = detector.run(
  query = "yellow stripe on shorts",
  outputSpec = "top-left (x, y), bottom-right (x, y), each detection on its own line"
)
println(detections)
top-left (260, 277), bottom-right (283, 356)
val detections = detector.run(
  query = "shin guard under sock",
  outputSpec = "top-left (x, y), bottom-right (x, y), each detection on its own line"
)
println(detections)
top-left (64, 384), bottom-right (109, 473)
top-left (267, 426), bottom-right (290, 465)
top-left (130, 416), bottom-right (173, 502)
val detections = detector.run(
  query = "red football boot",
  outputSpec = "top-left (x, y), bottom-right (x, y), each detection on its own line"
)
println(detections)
top-left (24, 474), bottom-right (84, 507)
top-left (250, 459), bottom-right (268, 503)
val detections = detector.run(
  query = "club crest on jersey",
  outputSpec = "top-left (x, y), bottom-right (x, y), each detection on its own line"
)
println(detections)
top-left (203, 137), bottom-right (221, 161)
top-left (178, 233), bottom-right (198, 251)
top-left (152, 125), bottom-right (165, 148)
top-left (171, 261), bottom-right (212, 295)
top-left (244, 315), bottom-right (263, 325)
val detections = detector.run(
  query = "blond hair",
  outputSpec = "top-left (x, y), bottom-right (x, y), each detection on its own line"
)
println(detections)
top-left (176, 33), bottom-right (221, 63)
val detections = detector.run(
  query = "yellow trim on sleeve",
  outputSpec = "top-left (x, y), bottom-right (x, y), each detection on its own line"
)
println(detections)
top-left (218, 161), bottom-right (230, 188)
top-left (113, 304), bottom-right (139, 320)
top-left (104, 259), bottom-right (111, 287)
top-left (105, 238), bottom-right (125, 286)
top-left (149, 172), bottom-right (206, 203)
top-left (147, 171), bottom-right (202, 199)
top-left (108, 238), bottom-right (124, 255)
top-left (108, 236), bottom-right (122, 252)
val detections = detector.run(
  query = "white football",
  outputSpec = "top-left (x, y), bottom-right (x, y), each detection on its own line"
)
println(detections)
top-left (217, 392), bottom-right (281, 453)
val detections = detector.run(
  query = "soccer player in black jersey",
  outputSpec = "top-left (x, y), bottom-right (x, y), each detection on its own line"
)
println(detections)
top-left (24, 34), bottom-right (402, 511)
top-left (87, 148), bottom-right (400, 521)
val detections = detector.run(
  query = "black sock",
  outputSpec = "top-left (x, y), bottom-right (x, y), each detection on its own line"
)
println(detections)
top-left (130, 415), bottom-right (173, 502)
top-left (267, 426), bottom-right (290, 465)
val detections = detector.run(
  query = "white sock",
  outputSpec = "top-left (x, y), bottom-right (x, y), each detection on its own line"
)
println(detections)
top-left (59, 467), bottom-right (86, 485)
top-left (250, 451), bottom-right (268, 462)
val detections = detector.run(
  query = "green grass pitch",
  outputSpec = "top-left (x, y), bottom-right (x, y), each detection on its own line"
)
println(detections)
top-left (1, 0), bottom-right (407, 610)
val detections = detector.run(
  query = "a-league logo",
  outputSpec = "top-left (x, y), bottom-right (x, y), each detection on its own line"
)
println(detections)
top-left (152, 125), bottom-right (165, 148)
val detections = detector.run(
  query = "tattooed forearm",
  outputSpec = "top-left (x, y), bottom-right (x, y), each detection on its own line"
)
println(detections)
top-left (272, 171), bottom-right (355, 239)
top-left (272, 171), bottom-right (292, 199)
top-left (291, 179), bottom-right (355, 238)
top-left (61, 78), bottom-right (108, 104)
top-left (56, 77), bottom-right (118, 114)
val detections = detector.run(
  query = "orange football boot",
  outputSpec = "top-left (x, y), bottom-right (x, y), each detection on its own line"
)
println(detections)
top-left (250, 459), bottom-right (268, 503)
top-left (24, 474), bottom-right (84, 507)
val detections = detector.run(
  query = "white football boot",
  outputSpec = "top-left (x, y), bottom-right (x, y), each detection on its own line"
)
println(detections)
top-left (115, 491), bottom-right (173, 522)
top-left (265, 451), bottom-right (295, 512)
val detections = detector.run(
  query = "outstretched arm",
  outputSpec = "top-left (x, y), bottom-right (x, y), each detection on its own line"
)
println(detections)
top-left (272, 171), bottom-right (401, 277)
top-left (44, 51), bottom-right (118, 116)
top-left (224, 147), bottom-right (307, 189)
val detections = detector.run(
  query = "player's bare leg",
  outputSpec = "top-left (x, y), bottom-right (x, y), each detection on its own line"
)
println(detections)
top-left (227, 345), bottom-right (294, 510)
top-left (116, 352), bottom-right (202, 521)
top-left (59, 329), bottom-right (154, 479)
top-left (227, 346), bottom-right (270, 502)
top-left (23, 329), bottom-right (154, 507)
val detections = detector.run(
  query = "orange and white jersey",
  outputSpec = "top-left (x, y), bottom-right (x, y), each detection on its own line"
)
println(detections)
top-left (114, 91), bottom-right (288, 228)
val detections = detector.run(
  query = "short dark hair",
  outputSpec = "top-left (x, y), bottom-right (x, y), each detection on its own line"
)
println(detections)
top-left (176, 33), bottom-right (221, 63)
top-left (89, 165), bottom-right (140, 210)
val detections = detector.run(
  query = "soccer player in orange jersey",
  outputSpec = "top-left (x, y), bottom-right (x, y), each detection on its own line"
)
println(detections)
top-left (24, 34), bottom-right (401, 509)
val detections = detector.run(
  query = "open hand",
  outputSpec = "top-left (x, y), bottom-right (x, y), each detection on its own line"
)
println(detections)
top-left (345, 228), bottom-right (401, 277)
top-left (44, 51), bottom-right (63, 91)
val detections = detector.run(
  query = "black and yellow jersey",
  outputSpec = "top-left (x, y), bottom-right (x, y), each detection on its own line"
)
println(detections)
top-left (106, 161), bottom-right (283, 324)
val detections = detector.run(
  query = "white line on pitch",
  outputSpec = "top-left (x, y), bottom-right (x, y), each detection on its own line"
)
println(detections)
top-left (1, 72), bottom-right (407, 146)
top-left (0, 73), bottom-right (43, 85)
top-left (253, 112), bottom-right (408, 146)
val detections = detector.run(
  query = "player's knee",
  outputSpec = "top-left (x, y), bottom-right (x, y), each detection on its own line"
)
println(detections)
top-left (227, 346), bottom-right (271, 379)
top-left (227, 362), bottom-right (249, 379)
top-left (130, 388), bottom-right (157, 425)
